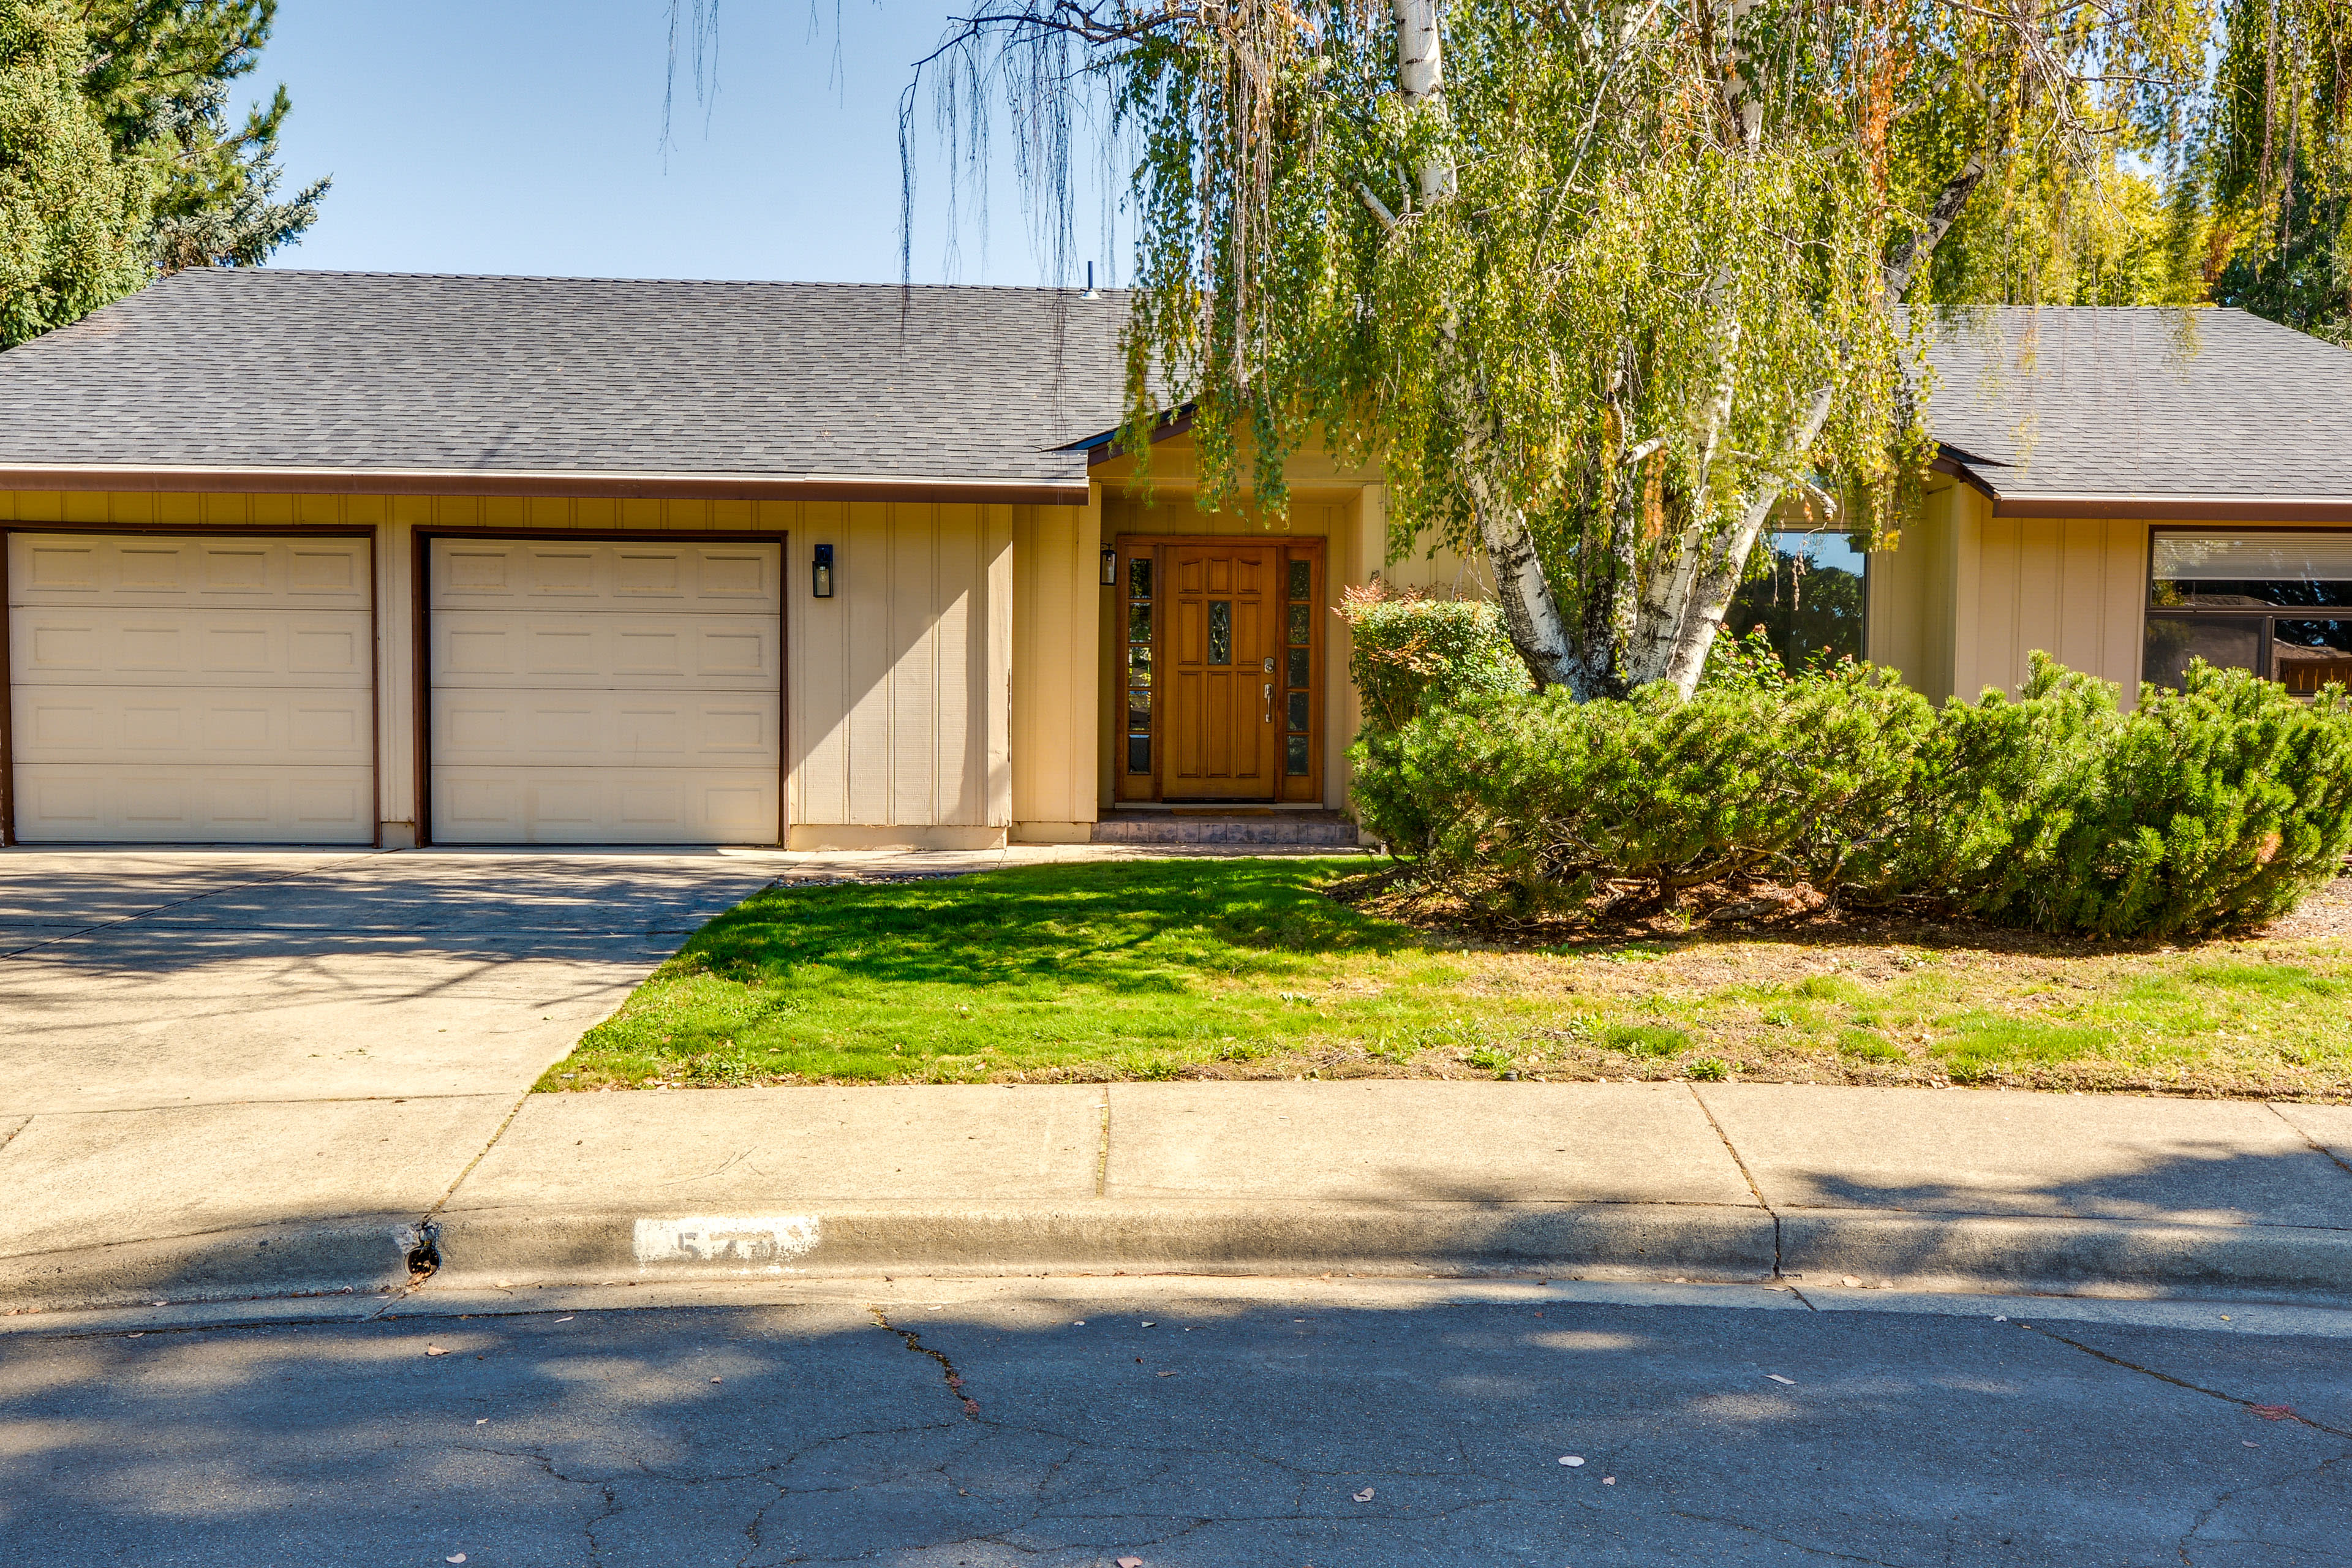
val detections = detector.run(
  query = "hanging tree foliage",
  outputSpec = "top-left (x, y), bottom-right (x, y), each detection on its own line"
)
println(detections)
top-left (897, 2), bottom-right (2218, 699)
top-left (2206, 0), bottom-right (2351, 342)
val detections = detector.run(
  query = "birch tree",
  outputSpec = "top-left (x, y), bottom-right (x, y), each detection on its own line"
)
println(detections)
top-left (897, 2), bottom-right (2212, 697)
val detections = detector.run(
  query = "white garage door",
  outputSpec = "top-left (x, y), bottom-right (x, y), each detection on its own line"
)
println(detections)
top-left (428, 538), bottom-right (783, 845)
top-left (7, 533), bottom-right (375, 843)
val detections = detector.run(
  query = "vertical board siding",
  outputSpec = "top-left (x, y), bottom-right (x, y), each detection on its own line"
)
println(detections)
top-left (1012, 494), bottom-right (1102, 827)
top-left (786, 498), bottom-right (1009, 831)
top-left (1951, 510), bottom-right (2149, 707)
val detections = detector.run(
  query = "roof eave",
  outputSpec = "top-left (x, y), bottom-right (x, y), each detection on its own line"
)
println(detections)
top-left (0, 464), bottom-right (1091, 507)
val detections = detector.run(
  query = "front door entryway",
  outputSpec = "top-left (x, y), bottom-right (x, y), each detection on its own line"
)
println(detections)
top-left (1162, 540), bottom-right (1280, 799)
top-left (1114, 534), bottom-right (1325, 804)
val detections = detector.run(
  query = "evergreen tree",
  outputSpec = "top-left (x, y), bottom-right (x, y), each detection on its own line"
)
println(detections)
top-left (0, 0), bottom-right (323, 348)
top-left (84, 1), bottom-right (326, 271)
top-left (1, 0), bottom-right (153, 346)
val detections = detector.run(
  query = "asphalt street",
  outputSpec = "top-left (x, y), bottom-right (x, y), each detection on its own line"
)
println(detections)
top-left (2, 1280), bottom-right (2346, 1567)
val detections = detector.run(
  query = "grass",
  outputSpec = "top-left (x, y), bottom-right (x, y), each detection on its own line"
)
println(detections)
top-left (538, 858), bottom-right (2352, 1100)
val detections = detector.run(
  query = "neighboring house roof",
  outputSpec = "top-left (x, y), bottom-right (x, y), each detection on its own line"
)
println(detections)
top-left (1921, 306), bottom-right (2352, 519)
top-left (0, 269), bottom-right (1130, 503)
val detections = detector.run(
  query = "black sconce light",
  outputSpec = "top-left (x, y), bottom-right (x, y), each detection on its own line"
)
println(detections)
top-left (811, 544), bottom-right (835, 598)
top-left (1099, 545), bottom-right (1118, 587)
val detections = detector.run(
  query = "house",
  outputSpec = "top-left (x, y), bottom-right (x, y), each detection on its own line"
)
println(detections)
top-left (0, 273), bottom-right (2345, 849)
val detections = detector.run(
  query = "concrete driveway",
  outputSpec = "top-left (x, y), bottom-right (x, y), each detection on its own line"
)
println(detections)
top-left (0, 848), bottom-right (799, 1308)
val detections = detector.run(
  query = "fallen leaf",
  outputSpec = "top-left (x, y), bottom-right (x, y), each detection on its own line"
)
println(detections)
top-left (2251, 1404), bottom-right (2296, 1421)
top-left (1118, 1558), bottom-right (1144, 1567)
top-left (1602, 1477), bottom-right (1616, 1485)
top-left (2244, 1441), bottom-right (2260, 1448)
top-left (425, 1346), bottom-right (450, 1357)
top-left (447, 1557), bottom-right (467, 1564)
top-left (475, 1419), bottom-right (488, 1425)
top-left (1840, 1276), bottom-right (1863, 1287)
top-left (554, 1316), bottom-right (575, 1323)
top-left (710, 1377), bottom-right (723, 1384)
top-left (1766, 1374), bottom-right (1796, 1385)
top-left (126, 1333), bottom-right (143, 1339)
top-left (1352, 1487), bottom-right (1374, 1502)
top-left (1559, 1456), bottom-right (1585, 1467)
top-left (1156, 1371), bottom-right (1177, 1378)
top-left (1142, 1321), bottom-right (1156, 1327)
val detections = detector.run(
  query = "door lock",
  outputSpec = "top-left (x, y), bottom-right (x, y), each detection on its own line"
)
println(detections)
top-left (1262, 657), bottom-right (1275, 673)
top-left (1263, 682), bottom-right (1273, 721)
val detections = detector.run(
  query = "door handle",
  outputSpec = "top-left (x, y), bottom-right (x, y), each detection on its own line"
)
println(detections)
top-left (1263, 682), bottom-right (1273, 722)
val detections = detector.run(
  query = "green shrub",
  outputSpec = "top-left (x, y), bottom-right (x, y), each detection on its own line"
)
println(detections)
top-left (1338, 581), bottom-right (1531, 734)
top-left (1350, 646), bottom-right (2352, 938)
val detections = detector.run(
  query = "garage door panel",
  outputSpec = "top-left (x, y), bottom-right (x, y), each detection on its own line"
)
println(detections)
top-left (432, 691), bottom-right (778, 768)
top-left (12, 607), bottom-right (372, 685)
top-left (15, 688), bottom-right (372, 766)
top-left (8, 533), bottom-right (378, 845)
top-left (13, 764), bottom-right (373, 843)
top-left (432, 541), bottom-right (782, 611)
top-left (11, 536), bottom-right (371, 608)
top-left (431, 610), bottom-right (779, 688)
top-left (432, 768), bottom-right (778, 845)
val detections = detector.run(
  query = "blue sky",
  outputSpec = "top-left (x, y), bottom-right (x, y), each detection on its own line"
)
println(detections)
top-left (245, 2), bottom-right (1124, 284)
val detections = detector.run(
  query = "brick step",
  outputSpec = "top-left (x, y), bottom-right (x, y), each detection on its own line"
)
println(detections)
top-left (1090, 810), bottom-right (1362, 846)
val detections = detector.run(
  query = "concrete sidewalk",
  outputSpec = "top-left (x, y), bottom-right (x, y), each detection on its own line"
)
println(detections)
top-left (9, 1076), bottom-right (2351, 1313)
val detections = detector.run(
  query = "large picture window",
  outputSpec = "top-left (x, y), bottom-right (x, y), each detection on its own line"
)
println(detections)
top-left (2146, 531), bottom-right (2352, 694)
top-left (1724, 528), bottom-right (1868, 673)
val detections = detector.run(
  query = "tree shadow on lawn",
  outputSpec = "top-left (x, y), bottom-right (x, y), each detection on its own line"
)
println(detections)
top-left (673, 858), bottom-right (1422, 995)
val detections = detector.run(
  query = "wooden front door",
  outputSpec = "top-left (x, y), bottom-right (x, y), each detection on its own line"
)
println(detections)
top-left (1163, 540), bottom-right (1280, 799)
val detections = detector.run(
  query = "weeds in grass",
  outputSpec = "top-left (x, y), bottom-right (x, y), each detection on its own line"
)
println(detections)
top-left (1687, 1057), bottom-right (1730, 1080)
top-left (1606, 1022), bottom-right (1693, 1058)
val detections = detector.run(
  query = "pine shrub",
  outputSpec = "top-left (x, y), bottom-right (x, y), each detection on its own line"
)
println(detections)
top-left (1350, 645), bottom-right (2352, 938)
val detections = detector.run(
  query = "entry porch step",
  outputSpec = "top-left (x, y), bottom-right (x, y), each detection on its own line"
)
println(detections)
top-left (1090, 809), bottom-right (1362, 846)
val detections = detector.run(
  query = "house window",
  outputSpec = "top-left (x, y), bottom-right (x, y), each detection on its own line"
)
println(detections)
top-left (1724, 528), bottom-right (1868, 673)
top-left (1125, 555), bottom-right (1154, 775)
top-left (1284, 553), bottom-right (1314, 776)
top-left (2146, 531), bottom-right (2352, 694)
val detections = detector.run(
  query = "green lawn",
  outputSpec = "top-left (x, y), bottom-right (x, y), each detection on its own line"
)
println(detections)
top-left (540, 858), bottom-right (2352, 1099)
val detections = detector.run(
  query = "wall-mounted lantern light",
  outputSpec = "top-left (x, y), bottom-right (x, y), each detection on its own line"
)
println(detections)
top-left (1100, 545), bottom-right (1118, 587)
top-left (812, 544), bottom-right (835, 598)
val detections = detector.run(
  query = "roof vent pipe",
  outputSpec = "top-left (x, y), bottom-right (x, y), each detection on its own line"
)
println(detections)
top-left (1081, 262), bottom-right (1101, 301)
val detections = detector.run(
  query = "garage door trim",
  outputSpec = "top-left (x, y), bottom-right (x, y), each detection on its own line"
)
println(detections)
top-left (0, 524), bottom-right (380, 848)
top-left (413, 527), bottom-right (791, 848)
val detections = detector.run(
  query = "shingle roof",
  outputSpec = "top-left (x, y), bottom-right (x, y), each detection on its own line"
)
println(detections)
top-left (1920, 306), bottom-right (2352, 504)
top-left (5, 277), bottom-right (2346, 508)
top-left (0, 268), bottom-right (1131, 493)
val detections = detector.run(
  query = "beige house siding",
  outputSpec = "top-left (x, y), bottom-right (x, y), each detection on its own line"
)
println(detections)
top-left (1869, 483), bottom-right (2150, 708)
top-left (1010, 488), bottom-right (1104, 843)
top-left (0, 488), bottom-right (1031, 849)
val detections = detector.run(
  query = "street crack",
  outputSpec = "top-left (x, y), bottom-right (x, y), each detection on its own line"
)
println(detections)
top-left (872, 1308), bottom-right (981, 1419)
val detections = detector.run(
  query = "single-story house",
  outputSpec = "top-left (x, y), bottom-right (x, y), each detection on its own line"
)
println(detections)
top-left (0, 273), bottom-right (2346, 849)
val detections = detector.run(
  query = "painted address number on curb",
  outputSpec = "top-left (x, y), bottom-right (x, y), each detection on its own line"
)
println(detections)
top-left (633, 1216), bottom-right (823, 1267)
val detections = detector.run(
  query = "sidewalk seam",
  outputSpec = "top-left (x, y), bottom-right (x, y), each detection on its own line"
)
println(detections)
top-left (364, 1085), bottom-right (535, 1321)
top-left (1094, 1090), bottom-right (1112, 1199)
top-left (1688, 1084), bottom-right (1781, 1278)
top-left (2269, 1100), bottom-right (2352, 1180)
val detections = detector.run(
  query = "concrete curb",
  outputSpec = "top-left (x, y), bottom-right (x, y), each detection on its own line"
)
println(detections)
top-left (9, 1204), bottom-right (2352, 1313)
top-left (430, 1202), bottom-right (1779, 1286)
top-left (0, 1216), bottom-right (425, 1316)
top-left (419, 1201), bottom-right (2352, 1303)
